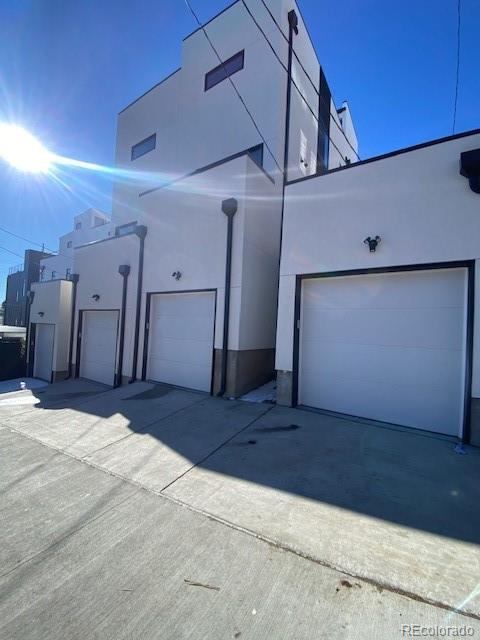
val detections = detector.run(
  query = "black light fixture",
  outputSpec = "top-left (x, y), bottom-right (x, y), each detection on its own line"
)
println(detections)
top-left (460, 149), bottom-right (480, 194)
top-left (92, 294), bottom-right (100, 302)
top-left (364, 236), bottom-right (381, 252)
top-left (171, 271), bottom-right (182, 281)
top-left (38, 311), bottom-right (44, 317)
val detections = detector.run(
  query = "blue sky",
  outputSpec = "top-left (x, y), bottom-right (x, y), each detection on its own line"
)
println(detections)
top-left (0, 0), bottom-right (479, 301)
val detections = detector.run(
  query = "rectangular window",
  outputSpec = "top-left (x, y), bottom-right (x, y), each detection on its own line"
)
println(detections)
top-left (247, 144), bottom-right (263, 167)
top-left (75, 222), bottom-right (82, 230)
top-left (205, 50), bottom-right (244, 91)
top-left (115, 221), bottom-right (138, 237)
top-left (316, 67), bottom-right (331, 174)
top-left (66, 268), bottom-right (71, 279)
top-left (67, 240), bottom-right (72, 248)
top-left (131, 134), bottom-right (156, 160)
top-left (51, 271), bottom-right (56, 279)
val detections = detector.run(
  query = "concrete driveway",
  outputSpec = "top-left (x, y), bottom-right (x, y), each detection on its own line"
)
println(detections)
top-left (1, 379), bottom-right (479, 638)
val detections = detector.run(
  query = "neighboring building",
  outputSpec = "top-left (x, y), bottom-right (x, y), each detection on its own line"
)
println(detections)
top-left (40, 208), bottom-right (112, 281)
top-left (5, 249), bottom-right (52, 326)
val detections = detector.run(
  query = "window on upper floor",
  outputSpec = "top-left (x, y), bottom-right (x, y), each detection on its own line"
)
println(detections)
top-left (247, 144), bottom-right (263, 167)
top-left (94, 216), bottom-right (105, 227)
top-left (51, 271), bottom-right (56, 279)
top-left (131, 134), bottom-right (156, 161)
top-left (205, 50), bottom-right (244, 91)
top-left (75, 222), bottom-right (81, 230)
top-left (66, 268), bottom-right (71, 279)
top-left (67, 240), bottom-right (72, 248)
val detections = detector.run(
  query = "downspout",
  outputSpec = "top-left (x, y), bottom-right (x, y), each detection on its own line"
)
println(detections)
top-left (66, 274), bottom-right (79, 379)
top-left (115, 264), bottom-right (130, 387)
top-left (25, 290), bottom-right (35, 377)
top-left (129, 225), bottom-right (147, 383)
top-left (274, 9), bottom-right (297, 395)
top-left (218, 197), bottom-right (238, 397)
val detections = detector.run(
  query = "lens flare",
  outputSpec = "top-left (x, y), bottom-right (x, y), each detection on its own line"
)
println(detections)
top-left (0, 123), bottom-right (53, 173)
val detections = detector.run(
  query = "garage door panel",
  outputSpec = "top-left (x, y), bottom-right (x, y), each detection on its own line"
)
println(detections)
top-left (80, 310), bottom-right (118, 386)
top-left (299, 268), bottom-right (467, 437)
top-left (150, 338), bottom-right (213, 365)
top-left (148, 292), bottom-right (215, 392)
top-left (302, 269), bottom-right (467, 310)
top-left (150, 316), bottom-right (213, 341)
top-left (301, 307), bottom-right (465, 350)
top-left (300, 341), bottom-right (464, 391)
top-left (300, 374), bottom-right (462, 435)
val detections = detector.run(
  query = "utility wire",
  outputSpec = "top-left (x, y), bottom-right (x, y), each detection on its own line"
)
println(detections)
top-left (0, 226), bottom-right (57, 256)
top-left (239, 0), bottom-right (354, 164)
top-left (184, 0), bottom-right (284, 174)
top-left (452, 0), bottom-right (461, 133)
top-left (254, 0), bottom-right (359, 160)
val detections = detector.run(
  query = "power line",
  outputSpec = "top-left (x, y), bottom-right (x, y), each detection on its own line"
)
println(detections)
top-left (0, 225), bottom-right (58, 257)
top-left (254, 0), bottom-right (359, 160)
top-left (452, 0), bottom-right (461, 133)
top-left (184, 0), bottom-right (284, 174)
top-left (238, 0), bottom-right (356, 165)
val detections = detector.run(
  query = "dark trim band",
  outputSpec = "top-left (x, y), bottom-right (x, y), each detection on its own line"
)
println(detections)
top-left (286, 128), bottom-right (480, 188)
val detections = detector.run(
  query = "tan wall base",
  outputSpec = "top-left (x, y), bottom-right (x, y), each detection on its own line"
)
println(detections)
top-left (213, 349), bottom-right (275, 398)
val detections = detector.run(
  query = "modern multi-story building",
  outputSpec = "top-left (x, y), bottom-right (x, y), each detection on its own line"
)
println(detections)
top-left (4, 249), bottom-right (52, 326)
top-left (39, 208), bottom-right (112, 281)
top-left (29, 0), bottom-right (356, 394)
top-left (27, 0), bottom-right (480, 445)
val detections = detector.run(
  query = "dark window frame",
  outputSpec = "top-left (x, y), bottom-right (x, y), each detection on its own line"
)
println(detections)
top-left (204, 50), bottom-right (244, 91)
top-left (131, 133), bottom-right (156, 161)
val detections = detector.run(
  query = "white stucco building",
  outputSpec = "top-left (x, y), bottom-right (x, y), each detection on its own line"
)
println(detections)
top-left (26, 0), bottom-right (480, 445)
top-left (39, 208), bottom-right (112, 281)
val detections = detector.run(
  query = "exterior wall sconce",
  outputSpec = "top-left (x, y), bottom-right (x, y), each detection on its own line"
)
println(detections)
top-left (38, 311), bottom-right (44, 317)
top-left (364, 236), bottom-right (381, 252)
top-left (172, 271), bottom-right (182, 281)
top-left (92, 294), bottom-right (100, 302)
top-left (460, 149), bottom-right (480, 194)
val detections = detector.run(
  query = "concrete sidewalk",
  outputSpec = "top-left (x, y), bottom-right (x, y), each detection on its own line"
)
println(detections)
top-left (1, 428), bottom-right (478, 640)
top-left (1, 379), bottom-right (480, 625)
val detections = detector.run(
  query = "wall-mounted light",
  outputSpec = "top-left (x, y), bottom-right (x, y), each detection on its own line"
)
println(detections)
top-left (460, 149), bottom-right (480, 194)
top-left (92, 294), bottom-right (100, 302)
top-left (172, 271), bottom-right (182, 281)
top-left (364, 236), bottom-right (381, 252)
top-left (38, 311), bottom-right (44, 317)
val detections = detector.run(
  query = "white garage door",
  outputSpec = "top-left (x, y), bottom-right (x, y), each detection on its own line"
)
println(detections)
top-left (147, 291), bottom-right (215, 392)
top-left (298, 268), bottom-right (468, 436)
top-left (34, 323), bottom-right (55, 382)
top-left (80, 310), bottom-right (119, 386)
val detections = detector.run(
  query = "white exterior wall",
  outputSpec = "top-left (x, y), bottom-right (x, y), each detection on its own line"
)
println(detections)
top-left (111, 0), bottom-right (339, 227)
top-left (40, 208), bottom-right (113, 281)
top-left (139, 155), bottom-right (280, 353)
top-left (276, 132), bottom-right (480, 399)
top-left (73, 233), bottom-right (139, 379)
top-left (30, 279), bottom-right (73, 375)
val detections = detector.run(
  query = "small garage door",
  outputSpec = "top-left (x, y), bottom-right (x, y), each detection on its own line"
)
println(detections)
top-left (298, 268), bottom-right (468, 436)
top-left (80, 310), bottom-right (119, 386)
top-left (34, 323), bottom-right (55, 382)
top-left (147, 291), bottom-right (215, 392)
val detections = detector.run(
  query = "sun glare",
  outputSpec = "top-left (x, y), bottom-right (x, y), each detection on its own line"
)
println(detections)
top-left (0, 123), bottom-right (53, 173)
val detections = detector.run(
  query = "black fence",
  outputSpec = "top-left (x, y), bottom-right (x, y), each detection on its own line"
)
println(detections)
top-left (0, 338), bottom-right (26, 381)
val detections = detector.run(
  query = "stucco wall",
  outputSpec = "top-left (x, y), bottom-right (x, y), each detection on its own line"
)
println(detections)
top-left (73, 233), bottom-right (140, 379)
top-left (30, 279), bottom-right (73, 374)
top-left (276, 132), bottom-right (480, 400)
